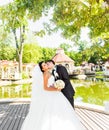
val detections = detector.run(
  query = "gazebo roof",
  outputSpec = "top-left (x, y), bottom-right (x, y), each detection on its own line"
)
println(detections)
top-left (52, 48), bottom-right (74, 63)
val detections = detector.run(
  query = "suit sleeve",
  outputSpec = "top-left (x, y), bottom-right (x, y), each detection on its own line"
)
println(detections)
top-left (58, 65), bottom-right (75, 96)
top-left (59, 66), bottom-right (70, 83)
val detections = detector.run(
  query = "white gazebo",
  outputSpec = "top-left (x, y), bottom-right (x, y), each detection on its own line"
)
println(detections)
top-left (0, 60), bottom-right (20, 80)
top-left (0, 60), bottom-right (35, 80)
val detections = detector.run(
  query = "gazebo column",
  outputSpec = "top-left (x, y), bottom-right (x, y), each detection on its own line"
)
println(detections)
top-left (1, 67), bottom-right (5, 79)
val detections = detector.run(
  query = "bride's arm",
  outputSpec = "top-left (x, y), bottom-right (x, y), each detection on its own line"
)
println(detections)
top-left (43, 72), bottom-right (59, 91)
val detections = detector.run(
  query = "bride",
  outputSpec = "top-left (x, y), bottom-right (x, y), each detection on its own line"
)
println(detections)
top-left (21, 61), bottom-right (84, 130)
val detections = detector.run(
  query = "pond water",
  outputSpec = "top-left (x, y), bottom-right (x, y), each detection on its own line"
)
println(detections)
top-left (0, 78), bottom-right (109, 106)
top-left (72, 78), bottom-right (109, 106)
top-left (0, 84), bottom-right (32, 98)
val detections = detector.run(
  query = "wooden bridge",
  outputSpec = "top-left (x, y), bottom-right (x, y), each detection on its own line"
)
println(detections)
top-left (0, 101), bottom-right (109, 130)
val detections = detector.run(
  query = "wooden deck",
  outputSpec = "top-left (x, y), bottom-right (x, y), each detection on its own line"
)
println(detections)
top-left (0, 102), bottom-right (109, 130)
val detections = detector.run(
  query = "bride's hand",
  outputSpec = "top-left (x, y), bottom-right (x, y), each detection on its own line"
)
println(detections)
top-left (56, 88), bottom-right (62, 91)
top-left (49, 85), bottom-right (61, 91)
top-left (49, 85), bottom-right (55, 88)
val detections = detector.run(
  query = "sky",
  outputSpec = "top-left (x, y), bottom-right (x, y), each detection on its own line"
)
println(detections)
top-left (28, 18), bottom-right (76, 48)
top-left (0, 0), bottom-right (13, 6)
top-left (0, 0), bottom-right (90, 49)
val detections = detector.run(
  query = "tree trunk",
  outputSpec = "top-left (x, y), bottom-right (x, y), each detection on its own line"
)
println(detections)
top-left (12, 26), bottom-right (25, 79)
top-left (18, 52), bottom-right (22, 79)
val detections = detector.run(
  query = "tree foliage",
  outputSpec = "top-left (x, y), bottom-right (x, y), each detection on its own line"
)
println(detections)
top-left (23, 43), bottom-right (42, 63)
top-left (52, 0), bottom-right (109, 40)
top-left (0, 43), bottom-right (16, 60)
top-left (23, 43), bottom-right (55, 63)
top-left (41, 47), bottom-right (56, 61)
top-left (0, 0), bottom-right (57, 74)
top-left (1, 0), bottom-right (109, 67)
top-left (60, 43), bottom-right (72, 52)
top-left (0, 25), bottom-right (16, 60)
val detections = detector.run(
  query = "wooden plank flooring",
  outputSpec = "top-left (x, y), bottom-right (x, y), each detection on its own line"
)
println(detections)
top-left (0, 102), bottom-right (109, 130)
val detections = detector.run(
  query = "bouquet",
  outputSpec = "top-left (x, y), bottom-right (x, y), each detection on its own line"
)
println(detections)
top-left (54, 80), bottom-right (65, 89)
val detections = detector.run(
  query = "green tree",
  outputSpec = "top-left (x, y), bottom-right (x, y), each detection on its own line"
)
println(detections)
top-left (41, 47), bottom-right (56, 61)
top-left (88, 40), bottom-right (106, 63)
top-left (0, 0), bottom-right (57, 77)
top-left (0, 2), bottom-right (28, 75)
top-left (0, 43), bottom-right (16, 60)
top-left (59, 43), bottom-right (72, 52)
top-left (23, 43), bottom-right (42, 63)
top-left (52, 0), bottom-right (109, 41)
top-left (102, 40), bottom-right (109, 60)
top-left (0, 24), bottom-right (16, 60)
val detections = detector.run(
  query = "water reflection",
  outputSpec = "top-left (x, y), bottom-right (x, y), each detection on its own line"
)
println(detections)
top-left (72, 78), bottom-right (109, 106)
top-left (0, 78), bottom-right (109, 106)
top-left (0, 84), bottom-right (31, 98)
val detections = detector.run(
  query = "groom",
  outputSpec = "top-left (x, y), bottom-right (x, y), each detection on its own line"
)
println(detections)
top-left (46, 60), bottom-right (75, 108)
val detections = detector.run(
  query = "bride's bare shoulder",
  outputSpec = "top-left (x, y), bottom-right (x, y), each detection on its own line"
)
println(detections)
top-left (43, 71), bottom-right (51, 77)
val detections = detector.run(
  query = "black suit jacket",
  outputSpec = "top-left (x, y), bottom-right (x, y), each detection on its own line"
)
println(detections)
top-left (56, 65), bottom-right (75, 98)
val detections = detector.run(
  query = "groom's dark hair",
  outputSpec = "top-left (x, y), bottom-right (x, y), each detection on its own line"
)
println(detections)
top-left (46, 60), bottom-right (55, 65)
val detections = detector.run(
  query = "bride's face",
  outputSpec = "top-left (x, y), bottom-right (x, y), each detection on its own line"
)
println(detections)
top-left (41, 62), bottom-right (48, 72)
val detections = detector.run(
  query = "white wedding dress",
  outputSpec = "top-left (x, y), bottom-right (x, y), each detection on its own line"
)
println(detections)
top-left (21, 65), bottom-right (84, 130)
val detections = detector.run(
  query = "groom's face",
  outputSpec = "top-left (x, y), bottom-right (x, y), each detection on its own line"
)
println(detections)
top-left (46, 62), bottom-right (54, 69)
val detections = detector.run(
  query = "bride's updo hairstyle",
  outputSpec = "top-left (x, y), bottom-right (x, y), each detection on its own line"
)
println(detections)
top-left (39, 61), bottom-right (44, 72)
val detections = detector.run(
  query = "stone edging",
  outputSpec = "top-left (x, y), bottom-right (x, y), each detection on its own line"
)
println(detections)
top-left (75, 101), bottom-right (109, 115)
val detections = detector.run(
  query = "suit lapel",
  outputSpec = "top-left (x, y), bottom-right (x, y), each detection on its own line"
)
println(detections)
top-left (56, 65), bottom-right (62, 79)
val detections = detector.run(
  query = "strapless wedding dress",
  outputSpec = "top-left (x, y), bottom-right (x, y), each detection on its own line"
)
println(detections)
top-left (21, 76), bottom-right (84, 130)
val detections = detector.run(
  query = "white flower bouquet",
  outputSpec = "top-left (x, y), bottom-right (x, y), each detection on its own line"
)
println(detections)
top-left (54, 80), bottom-right (65, 89)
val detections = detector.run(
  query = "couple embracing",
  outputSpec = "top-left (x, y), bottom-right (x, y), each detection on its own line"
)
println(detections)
top-left (21, 60), bottom-right (84, 130)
